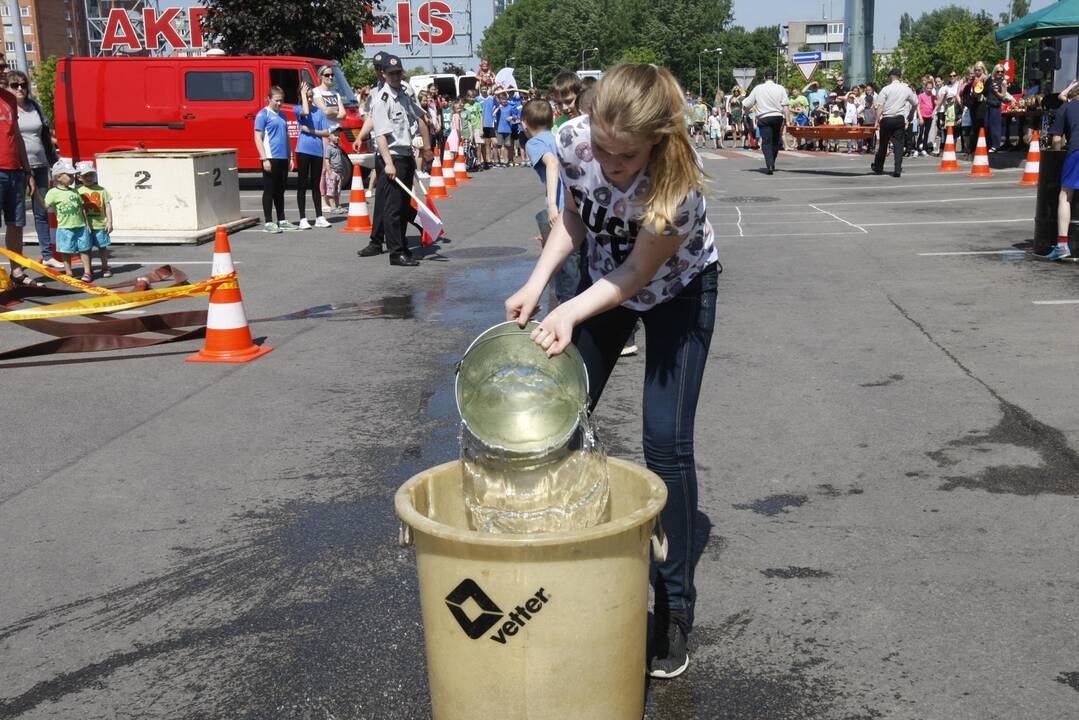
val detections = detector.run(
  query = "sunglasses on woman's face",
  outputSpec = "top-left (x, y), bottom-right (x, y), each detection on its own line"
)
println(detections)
top-left (9, 82), bottom-right (26, 89)
top-left (321, 73), bottom-right (332, 78)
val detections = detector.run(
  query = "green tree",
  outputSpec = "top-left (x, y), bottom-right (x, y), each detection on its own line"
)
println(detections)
top-left (339, 48), bottom-right (379, 88)
top-left (891, 33), bottom-right (933, 82)
top-left (899, 13), bottom-right (914, 39)
top-left (935, 14), bottom-right (999, 76)
top-left (31, 55), bottom-right (58, 122)
top-left (201, 0), bottom-right (377, 59)
top-left (618, 46), bottom-right (660, 65)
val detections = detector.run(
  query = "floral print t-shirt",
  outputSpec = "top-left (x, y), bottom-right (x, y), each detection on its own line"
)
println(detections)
top-left (557, 115), bottom-right (718, 311)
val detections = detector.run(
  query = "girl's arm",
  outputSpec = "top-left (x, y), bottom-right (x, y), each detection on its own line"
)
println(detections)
top-left (254, 129), bottom-right (269, 169)
top-left (531, 222), bottom-right (686, 356)
top-left (105, 201), bottom-right (113, 234)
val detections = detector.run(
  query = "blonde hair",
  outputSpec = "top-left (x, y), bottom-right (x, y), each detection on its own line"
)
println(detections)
top-left (590, 64), bottom-right (704, 234)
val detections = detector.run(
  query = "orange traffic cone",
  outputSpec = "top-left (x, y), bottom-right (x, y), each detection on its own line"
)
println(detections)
top-left (454, 147), bottom-right (471, 182)
top-left (186, 226), bottom-right (272, 364)
top-left (1018, 130), bottom-right (1041, 186)
top-left (938, 126), bottom-right (960, 172)
top-left (428, 154), bottom-right (451, 199)
top-left (340, 164), bottom-right (373, 233)
top-left (969, 128), bottom-right (992, 177)
top-left (441, 145), bottom-right (458, 189)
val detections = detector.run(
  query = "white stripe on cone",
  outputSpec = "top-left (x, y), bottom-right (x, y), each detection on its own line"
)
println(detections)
top-left (1027, 161), bottom-right (1040, 172)
top-left (206, 301), bottom-right (249, 330)
top-left (348, 195), bottom-right (369, 217)
top-left (211, 252), bottom-right (234, 277)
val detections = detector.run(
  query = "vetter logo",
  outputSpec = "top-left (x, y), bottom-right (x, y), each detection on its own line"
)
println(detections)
top-left (445, 579), bottom-right (550, 644)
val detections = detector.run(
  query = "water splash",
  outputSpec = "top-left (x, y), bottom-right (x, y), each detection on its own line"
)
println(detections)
top-left (460, 417), bottom-right (611, 534)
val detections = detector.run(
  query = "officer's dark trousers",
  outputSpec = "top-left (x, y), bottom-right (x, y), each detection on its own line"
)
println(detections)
top-left (375, 154), bottom-right (417, 255)
top-left (757, 116), bottom-right (784, 171)
top-left (873, 116), bottom-right (906, 174)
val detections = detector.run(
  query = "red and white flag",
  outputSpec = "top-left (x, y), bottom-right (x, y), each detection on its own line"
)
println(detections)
top-left (446, 128), bottom-right (460, 154)
top-left (395, 177), bottom-right (445, 245)
top-left (418, 195), bottom-right (444, 246)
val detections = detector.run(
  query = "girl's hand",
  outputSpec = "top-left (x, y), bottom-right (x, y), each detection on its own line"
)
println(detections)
top-left (106, 221), bottom-right (113, 233)
top-left (504, 281), bottom-right (544, 327)
top-left (262, 159), bottom-right (271, 172)
top-left (530, 304), bottom-right (576, 357)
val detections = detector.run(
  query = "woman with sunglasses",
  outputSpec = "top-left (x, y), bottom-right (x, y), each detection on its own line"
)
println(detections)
top-left (8, 70), bottom-right (59, 269)
top-left (960, 62), bottom-right (999, 160)
top-left (312, 65), bottom-right (345, 122)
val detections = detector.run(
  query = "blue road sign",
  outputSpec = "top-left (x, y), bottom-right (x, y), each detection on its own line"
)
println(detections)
top-left (791, 51), bottom-right (823, 63)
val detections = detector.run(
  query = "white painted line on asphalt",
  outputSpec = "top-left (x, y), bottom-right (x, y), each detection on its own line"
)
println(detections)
top-left (715, 231), bottom-right (866, 238)
top-left (817, 194), bottom-right (1032, 207)
top-left (769, 179), bottom-right (1023, 192)
top-left (110, 260), bottom-right (245, 265)
top-left (1032, 299), bottom-right (1079, 305)
top-left (918, 250), bottom-right (1023, 256)
top-left (862, 218), bottom-right (1028, 227)
top-left (700, 152), bottom-right (726, 160)
top-left (735, 206), bottom-right (744, 237)
top-left (808, 203), bottom-right (867, 234)
top-left (739, 219), bottom-right (846, 225)
top-left (114, 310), bottom-right (147, 315)
top-left (766, 166), bottom-right (1023, 178)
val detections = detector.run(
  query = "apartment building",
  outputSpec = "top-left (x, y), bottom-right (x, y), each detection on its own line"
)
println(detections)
top-left (781, 19), bottom-right (845, 71)
top-left (0, 0), bottom-right (88, 70)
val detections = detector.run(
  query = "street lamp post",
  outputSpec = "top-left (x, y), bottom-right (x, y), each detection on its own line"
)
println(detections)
top-left (701, 48), bottom-right (722, 98)
top-left (580, 46), bottom-right (598, 71)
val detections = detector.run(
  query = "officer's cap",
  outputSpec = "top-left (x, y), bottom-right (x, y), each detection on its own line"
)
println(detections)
top-left (383, 54), bottom-right (404, 73)
top-left (372, 51), bottom-right (387, 69)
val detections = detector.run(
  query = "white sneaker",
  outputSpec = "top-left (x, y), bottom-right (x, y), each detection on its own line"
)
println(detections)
top-left (42, 257), bottom-right (66, 269)
top-left (314, 216), bottom-right (331, 228)
top-left (298, 218), bottom-right (312, 230)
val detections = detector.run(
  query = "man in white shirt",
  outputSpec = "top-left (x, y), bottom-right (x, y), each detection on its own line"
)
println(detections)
top-left (872, 68), bottom-right (918, 177)
top-left (934, 71), bottom-right (960, 156)
top-left (741, 69), bottom-right (790, 175)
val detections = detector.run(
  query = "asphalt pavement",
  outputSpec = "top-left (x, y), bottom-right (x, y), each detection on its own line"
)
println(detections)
top-left (1, 146), bottom-right (1077, 720)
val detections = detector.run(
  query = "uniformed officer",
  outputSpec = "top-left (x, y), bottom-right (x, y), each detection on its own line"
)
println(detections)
top-left (367, 54), bottom-right (433, 267)
top-left (357, 51), bottom-right (389, 258)
top-left (740, 69), bottom-right (790, 175)
top-left (871, 68), bottom-right (918, 177)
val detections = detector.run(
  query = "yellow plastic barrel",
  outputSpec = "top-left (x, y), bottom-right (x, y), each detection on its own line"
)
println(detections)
top-left (395, 458), bottom-right (667, 720)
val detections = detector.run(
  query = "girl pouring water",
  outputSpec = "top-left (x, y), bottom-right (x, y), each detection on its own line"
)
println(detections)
top-left (505, 63), bottom-right (719, 680)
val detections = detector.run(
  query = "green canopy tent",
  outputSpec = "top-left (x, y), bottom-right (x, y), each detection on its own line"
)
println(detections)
top-left (996, 0), bottom-right (1079, 42)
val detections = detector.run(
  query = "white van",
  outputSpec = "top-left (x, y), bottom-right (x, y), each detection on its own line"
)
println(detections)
top-left (408, 73), bottom-right (479, 99)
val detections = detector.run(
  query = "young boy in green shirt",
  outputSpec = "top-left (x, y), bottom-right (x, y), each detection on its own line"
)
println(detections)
top-left (75, 160), bottom-right (112, 278)
top-left (44, 160), bottom-right (92, 281)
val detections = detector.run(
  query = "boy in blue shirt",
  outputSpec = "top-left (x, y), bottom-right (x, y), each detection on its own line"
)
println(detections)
top-left (479, 84), bottom-right (499, 169)
top-left (522, 98), bottom-right (578, 304)
top-left (494, 89), bottom-right (513, 167)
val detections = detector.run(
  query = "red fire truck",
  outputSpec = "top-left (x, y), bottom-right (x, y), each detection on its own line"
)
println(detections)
top-left (53, 55), bottom-right (365, 171)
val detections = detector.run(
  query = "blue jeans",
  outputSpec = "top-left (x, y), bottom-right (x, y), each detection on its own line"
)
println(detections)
top-left (0, 168), bottom-right (26, 228)
top-left (987, 105), bottom-right (1003, 149)
top-left (573, 262), bottom-right (718, 625)
top-left (536, 209), bottom-right (583, 305)
top-left (29, 166), bottom-right (51, 259)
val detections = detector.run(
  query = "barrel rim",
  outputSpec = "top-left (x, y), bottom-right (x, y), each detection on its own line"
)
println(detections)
top-left (394, 458), bottom-right (667, 547)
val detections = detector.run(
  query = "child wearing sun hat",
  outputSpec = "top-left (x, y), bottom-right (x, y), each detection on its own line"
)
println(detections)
top-left (44, 159), bottom-right (92, 280)
top-left (75, 160), bottom-right (112, 278)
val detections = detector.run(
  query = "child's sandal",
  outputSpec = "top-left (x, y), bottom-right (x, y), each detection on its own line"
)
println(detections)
top-left (101, 269), bottom-right (112, 278)
top-left (81, 273), bottom-right (93, 283)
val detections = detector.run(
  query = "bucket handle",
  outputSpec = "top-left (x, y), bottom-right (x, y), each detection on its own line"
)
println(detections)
top-left (651, 517), bottom-right (668, 562)
top-left (399, 521), bottom-right (413, 548)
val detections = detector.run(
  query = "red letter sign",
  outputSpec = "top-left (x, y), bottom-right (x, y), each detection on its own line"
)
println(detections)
top-left (418, 1), bottom-right (454, 45)
top-left (142, 7), bottom-right (185, 50)
top-left (188, 6), bottom-right (209, 48)
top-left (101, 8), bottom-right (141, 52)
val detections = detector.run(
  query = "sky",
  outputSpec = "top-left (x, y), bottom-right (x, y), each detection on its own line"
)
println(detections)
top-left (731, 0), bottom-right (1057, 48)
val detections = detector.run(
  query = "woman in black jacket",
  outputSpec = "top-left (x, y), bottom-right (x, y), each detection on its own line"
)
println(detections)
top-left (8, 70), bottom-right (61, 268)
top-left (960, 62), bottom-right (999, 160)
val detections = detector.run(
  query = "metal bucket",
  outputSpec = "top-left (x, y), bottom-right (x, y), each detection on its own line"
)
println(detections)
top-left (455, 321), bottom-right (589, 458)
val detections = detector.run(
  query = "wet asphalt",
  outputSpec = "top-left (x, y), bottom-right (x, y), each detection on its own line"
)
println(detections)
top-left (1, 146), bottom-right (1077, 719)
